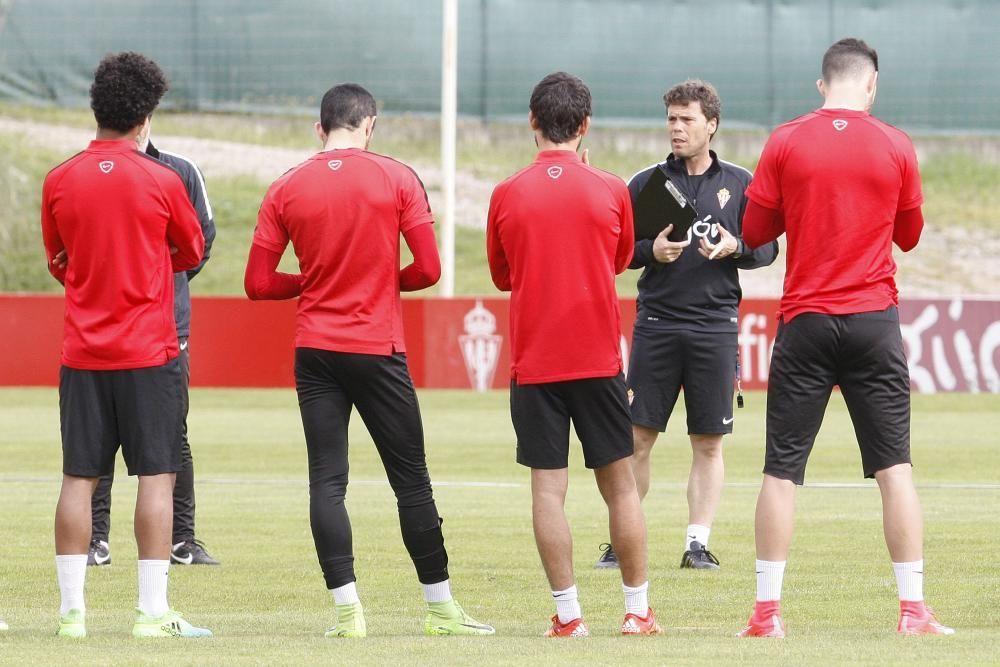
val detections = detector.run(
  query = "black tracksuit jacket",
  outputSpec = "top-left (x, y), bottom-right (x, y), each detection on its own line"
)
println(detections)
top-left (628, 151), bottom-right (779, 334)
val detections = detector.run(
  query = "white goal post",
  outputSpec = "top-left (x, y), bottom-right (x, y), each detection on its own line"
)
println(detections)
top-left (439, 0), bottom-right (458, 297)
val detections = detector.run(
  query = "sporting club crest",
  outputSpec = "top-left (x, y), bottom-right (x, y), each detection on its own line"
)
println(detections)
top-left (459, 300), bottom-right (502, 392)
top-left (717, 187), bottom-right (731, 209)
top-left (547, 166), bottom-right (563, 180)
top-left (328, 159), bottom-right (343, 170)
top-left (98, 161), bottom-right (114, 174)
top-left (832, 119), bottom-right (848, 131)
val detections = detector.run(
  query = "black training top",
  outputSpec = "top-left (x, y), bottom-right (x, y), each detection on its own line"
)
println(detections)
top-left (628, 151), bottom-right (779, 333)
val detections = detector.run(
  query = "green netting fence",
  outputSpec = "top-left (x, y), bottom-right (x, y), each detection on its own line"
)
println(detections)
top-left (1, 0), bottom-right (997, 131)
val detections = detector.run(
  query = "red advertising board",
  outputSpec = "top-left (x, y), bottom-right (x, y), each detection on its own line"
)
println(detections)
top-left (1, 294), bottom-right (998, 393)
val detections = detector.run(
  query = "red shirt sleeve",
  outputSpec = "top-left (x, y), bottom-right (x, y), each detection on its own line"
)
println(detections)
top-left (742, 198), bottom-right (786, 249)
top-left (164, 176), bottom-right (204, 272)
top-left (486, 185), bottom-right (512, 292)
top-left (252, 184), bottom-right (290, 254)
top-left (244, 243), bottom-right (304, 300)
top-left (892, 206), bottom-right (924, 252)
top-left (897, 138), bottom-right (923, 212)
top-left (745, 131), bottom-right (784, 210)
top-left (398, 168), bottom-right (435, 234)
top-left (399, 222), bottom-right (441, 292)
top-left (614, 182), bottom-right (635, 273)
top-left (40, 175), bottom-right (67, 284)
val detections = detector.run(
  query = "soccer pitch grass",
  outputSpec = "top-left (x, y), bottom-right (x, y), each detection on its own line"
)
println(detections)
top-left (1, 388), bottom-right (997, 664)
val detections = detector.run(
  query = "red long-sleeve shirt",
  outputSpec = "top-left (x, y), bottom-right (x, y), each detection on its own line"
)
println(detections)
top-left (743, 108), bottom-right (923, 322)
top-left (487, 150), bottom-right (634, 384)
top-left (41, 139), bottom-right (204, 370)
top-left (250, 148), bottom-right (436, 355)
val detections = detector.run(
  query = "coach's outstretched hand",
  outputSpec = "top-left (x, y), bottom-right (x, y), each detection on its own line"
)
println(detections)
top-left (700, 224), bottom-right (739, 260)
top-left (652, 224), bottom-right (690, 263)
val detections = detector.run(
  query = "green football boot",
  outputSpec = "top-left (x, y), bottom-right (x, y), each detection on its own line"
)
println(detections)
top-left (325, 602), bottom-right (367, 638)
top-left (56, 608), bottom-right (86, 638)
top-left (424, 599), bottom-right (495, 636)
top-left (132, 609), bottom-right (212, 638)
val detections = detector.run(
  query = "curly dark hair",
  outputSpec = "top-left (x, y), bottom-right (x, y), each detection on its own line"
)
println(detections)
top-left (89, 52), bottom-right (169, 133)
top-left (663, 79), bottom-right (721, 138)
top-left (529, 72), bottom-right (591, 144)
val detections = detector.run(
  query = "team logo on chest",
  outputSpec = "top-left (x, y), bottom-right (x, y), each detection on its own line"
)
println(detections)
top-left (328, 159), bottom-right (343, 171)
top-left (547, 166), bottom-right (563, 180)
top-left (717, 187), bottom-right (731, 209)
top-left (98, 161), bottom-right (114, 174)
top-left (832, 119), bottom-right (848, 131)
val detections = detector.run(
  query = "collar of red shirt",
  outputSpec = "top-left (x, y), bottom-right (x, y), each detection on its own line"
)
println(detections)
top-left (313, 147), bottom-right (363, 160)
top-left (534, 149), bottom-right (582, 163)
top-left (87, 139), bottom-right (138, 153)
top-left (815, 108), bottom-right (870, 119)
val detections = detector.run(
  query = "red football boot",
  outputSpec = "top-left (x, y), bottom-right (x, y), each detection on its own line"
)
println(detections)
top-left (621, 608), bottom-right (664, 635)
top-left (737, 601), bottom-right (786, 638)
top-left (543, 615), bottom-right (589, 637)
top-left (898, 601), bottom-right (955, 636)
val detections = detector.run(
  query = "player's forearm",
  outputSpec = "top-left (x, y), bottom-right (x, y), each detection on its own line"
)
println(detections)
top-left (734, 239), bottom-right (780, 269)
top-left (893, 207), bottom-right (924, 252)
top-left (244, 243), bottom-right (303, 300)
top-left (629, 239), bottom-right (655, 269)
top-left (400, 223), bottom-right (441, 291)
top-left (186, 222), bottom-right (216, 280)
top-left (742, 199), bottom-right (784, 249)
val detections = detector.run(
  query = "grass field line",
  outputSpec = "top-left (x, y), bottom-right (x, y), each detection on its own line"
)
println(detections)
top-left (3, 475), bottom-right (997, 490)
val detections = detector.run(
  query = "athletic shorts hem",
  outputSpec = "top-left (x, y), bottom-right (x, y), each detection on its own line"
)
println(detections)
top-left (631, 419), bottom-right (666, 433)
top-left (761, 467), bottom-right (805, 486)
top-left (687, 426), bottom-right (732, 436)
top-left (863, 458), bottom-right (912, 479)
top-left (583, 449), bottom-right (634, 470)
top-left (515, 455), bottom-right (567, 471)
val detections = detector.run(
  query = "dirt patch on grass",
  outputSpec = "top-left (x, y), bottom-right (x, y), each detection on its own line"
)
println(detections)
top-left (2, 116), bottom-right (995, 298)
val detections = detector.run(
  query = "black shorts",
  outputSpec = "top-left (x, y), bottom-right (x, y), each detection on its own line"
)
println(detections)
top-left (510, 374), bottom-right (633, 470)
top-left (60, 358), bottom-right (185, 477)
top-left (627, 327), bottom-right (737, 434)
top-left (764, 306), bottom-right (910, 484)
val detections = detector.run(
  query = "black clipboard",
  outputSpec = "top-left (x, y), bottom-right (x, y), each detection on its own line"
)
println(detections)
top-left (633, 168), bottom-right (699, 242)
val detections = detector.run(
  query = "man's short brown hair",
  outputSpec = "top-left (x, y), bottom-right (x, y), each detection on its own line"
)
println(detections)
top-left (663, 79), bottom-right (721, 137)
top-left (822, 38), bottom-right (879, 83)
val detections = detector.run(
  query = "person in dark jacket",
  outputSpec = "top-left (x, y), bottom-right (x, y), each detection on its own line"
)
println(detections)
top-left (596, 80), bottom-right (778, 572)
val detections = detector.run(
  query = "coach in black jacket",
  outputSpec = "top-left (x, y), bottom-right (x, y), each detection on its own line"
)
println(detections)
top-left (86, 136), bottom-right (219, 567)
top-left (596, 80), bottom-right (778, 572)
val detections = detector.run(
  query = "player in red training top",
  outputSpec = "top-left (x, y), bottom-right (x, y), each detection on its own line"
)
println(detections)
top-left (487, 72), bottom-right (661, 638)
top-left (737, 38), bottom-right (953, 638)
top-left (244, 83), bottom-right (493, 638)
top-left (41, 52), bottom-right (210, 639)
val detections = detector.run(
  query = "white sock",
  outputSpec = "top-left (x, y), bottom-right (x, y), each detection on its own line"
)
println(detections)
top-left (686, 524), bottom-right (711, 549)
top-left (552, 585), bottom-right (582, 624)
top-left (622, 581), bottom-right (649, 616)
top-left (331, 582), bottom-right (360, 605)
top-left (422, 579), bottom-right (452, 604)
top-left (137, 560), bottom-right (170, 618)
top-left (55, 554), bottom-right (88, 616)
top-left (755, 559), bottom-right (786, 602)
top-left (892, 560), bottom-right (924, 602)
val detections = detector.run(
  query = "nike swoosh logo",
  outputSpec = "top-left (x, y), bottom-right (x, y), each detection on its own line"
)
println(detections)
top-left (94, 552), bottom-right (110, 565)
top-left (179, 341), bottom-right (189, 350)
top-left (173, 552), bottom-right (194, 565)
top-left (460, 623), bottom-right (492, 630)
top-left (723, 417), bottom-right (734, 424)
